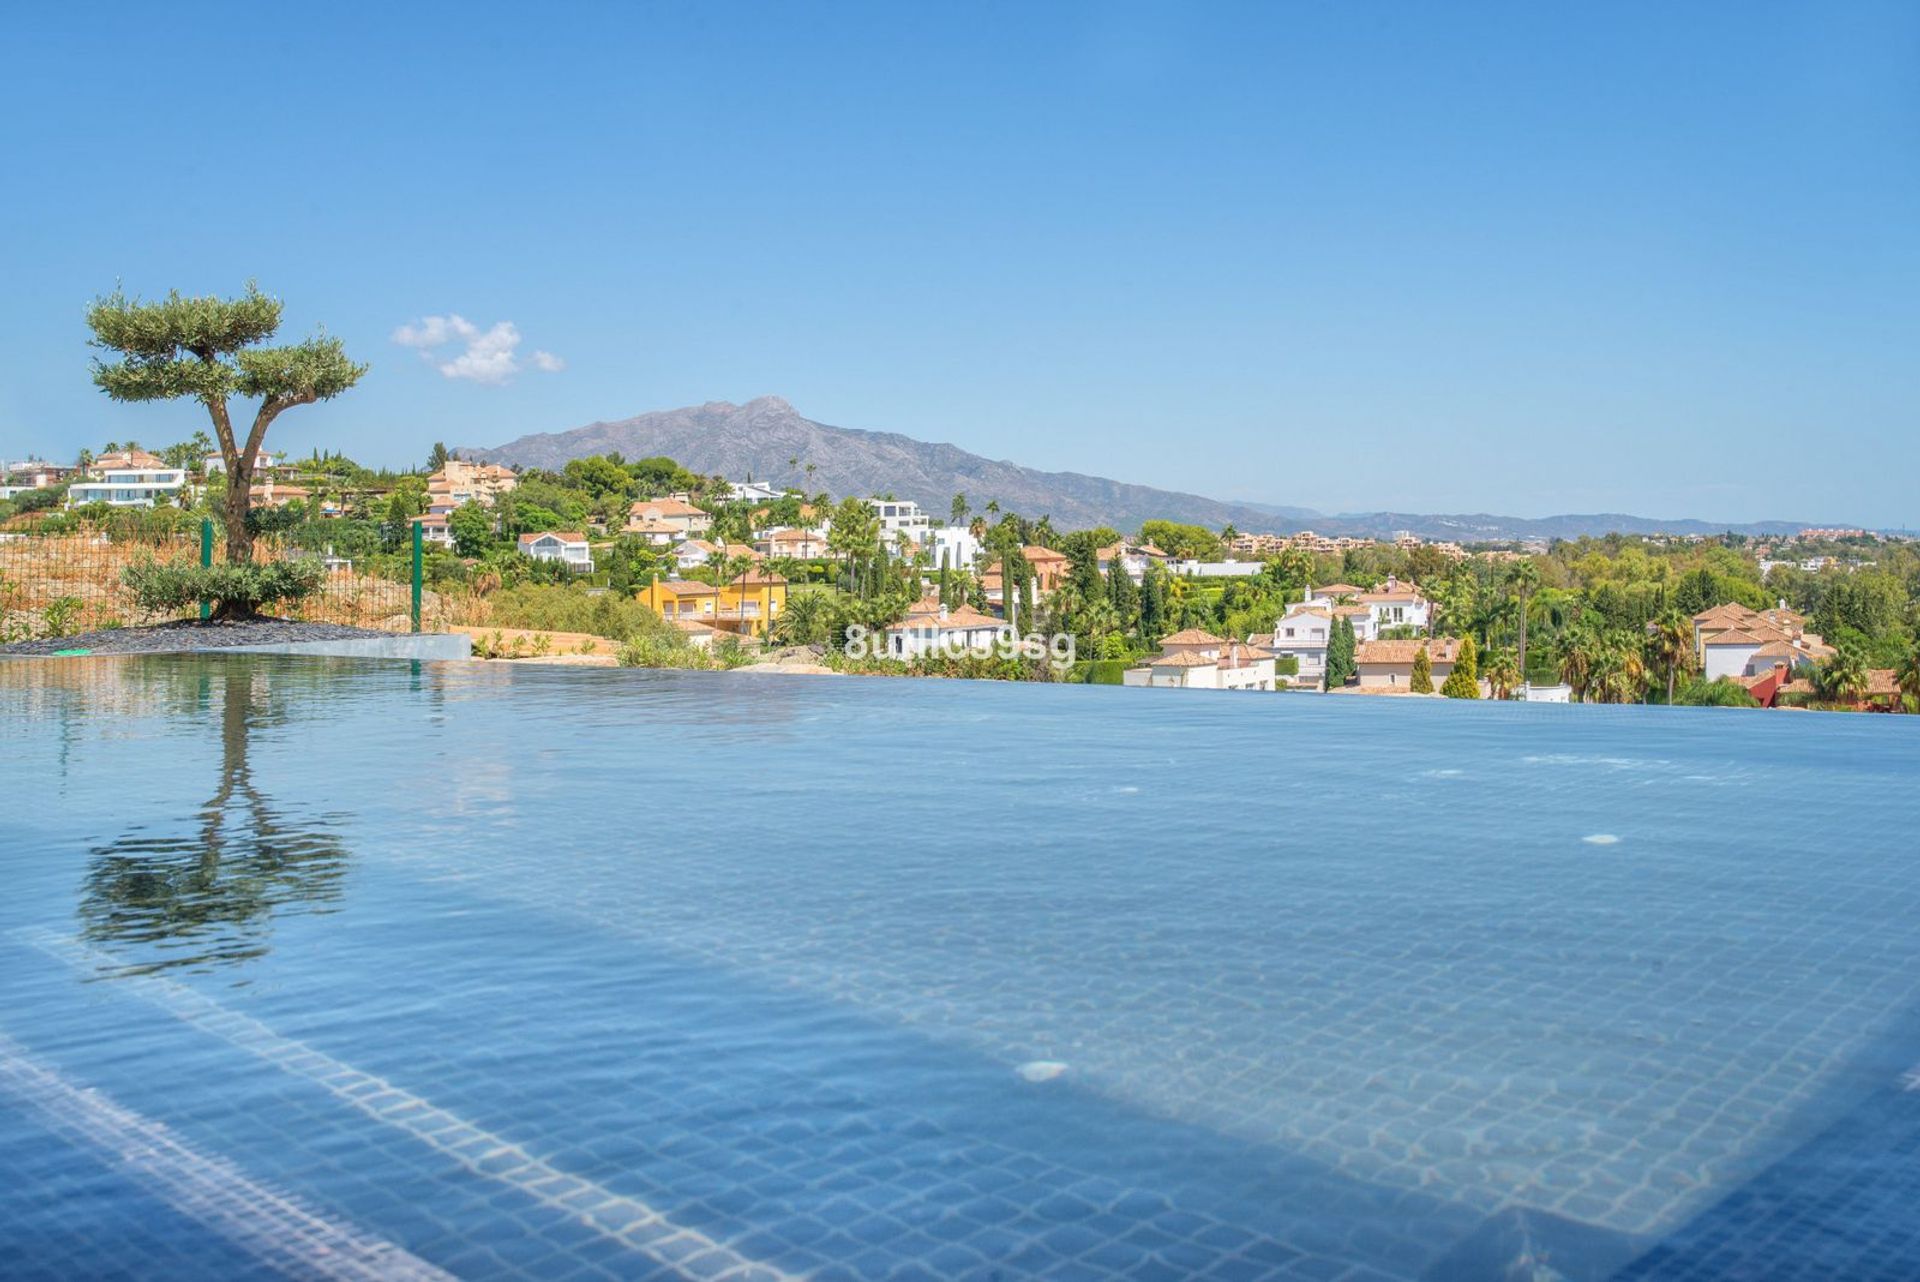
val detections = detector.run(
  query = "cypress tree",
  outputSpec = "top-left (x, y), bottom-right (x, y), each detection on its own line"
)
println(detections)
top-left (1441, 635), bottom-right (1480, 698)
top-left (939, 551), bottom-right (951, 607)
top-left (1140, 567), bottom-right (1165, 639)
top-left (1107, 564), bottom-right (1138, 632)
top-left (1411, 644), bottom-right (1435, 693)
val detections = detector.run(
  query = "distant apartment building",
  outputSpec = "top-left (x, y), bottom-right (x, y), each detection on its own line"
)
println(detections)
top-left (428, 459), bottom-right (518, 513)
top-left (67, 450), bottom-right (188, 508)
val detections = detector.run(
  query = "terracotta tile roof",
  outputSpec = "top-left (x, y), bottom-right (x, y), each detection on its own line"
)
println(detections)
top-left (1703, 629), bottom-right (1768, 646)
top-left (626, 518), bottom-right (682, 535)
top-left (1159, 627), bottom-right (1225, 646)
top-left (1868, 669), bottom-right (1901, 697)
top-left (1147, 650), bottom-right (1220, 668)
top-left (729, 567), bottom-right (787, 586)
top-left (519, 530), bottom-right (587, 545)
top-left (1021, 545), bottom-right (1068, 562)
top-left (1355, 638), bottom-right (1461, 665)
top-left (678, 539), bottom-right (719, 555)
top-left (1316, 583), bottom-right (1364, 597)
top-left (92, 449), bottom-right (169, 470)
top-left (888, 603), bottom-right (1005, 633)
top-left (629, 497), bottom-right (708, 519)
top-left (652, 579), bottom-right (719, 596)
top-left (672, 618), bottom-right (717, 635)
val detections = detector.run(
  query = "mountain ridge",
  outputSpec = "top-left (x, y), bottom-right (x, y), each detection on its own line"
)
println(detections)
top-left (460, 396), bottom-right (1818, 541)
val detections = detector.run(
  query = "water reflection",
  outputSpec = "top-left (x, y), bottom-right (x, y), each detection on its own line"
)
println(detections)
top-left (77, 664), bottom-right (351, 976)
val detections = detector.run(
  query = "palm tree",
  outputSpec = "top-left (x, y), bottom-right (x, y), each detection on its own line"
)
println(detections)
top-left (1897, 644), bottom-right (1920, 712)
top-left (1483, 648), bottom-right (1522, 700)
top-left (1815, 646), bottom-right (1870, 706)
top-left (1646, 611), bottom-right (1697, 704)
top-left (1506, 559), bottom-right (1540, 677)
top-left (1557, 620), bottom-right (1600, 700)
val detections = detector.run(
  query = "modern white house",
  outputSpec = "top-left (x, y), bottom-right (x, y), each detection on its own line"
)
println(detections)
top-left (882, 600), bottom-right (1011, 659)
top-left (869, 499), bottom-right (933, 540)
top-left (725, 480), bottom-right (784, 504)
top-left (518, 531), bottom-right (593, 571)
top-left (1123, 628), bottom-right (1276, 691)
top-left (926, 525), bottom-right (983, 573)
top-left (1270, 604), bottom-right (1333, 686)
top-left (67, 451), bottom-right (188, 507)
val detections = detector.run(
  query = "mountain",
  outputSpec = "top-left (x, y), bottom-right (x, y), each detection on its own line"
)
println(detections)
top-left (461, 396), bottom-right (1813, 541)
top-left (460, 396), bottom-right (1313, 533)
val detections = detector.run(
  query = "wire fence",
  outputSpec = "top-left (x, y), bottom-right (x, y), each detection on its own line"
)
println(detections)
top-left (0, 517), bottom-right (426, 643)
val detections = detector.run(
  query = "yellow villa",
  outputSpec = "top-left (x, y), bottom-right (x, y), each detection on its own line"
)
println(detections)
top-left (638, 568), bottom-right (788, 639)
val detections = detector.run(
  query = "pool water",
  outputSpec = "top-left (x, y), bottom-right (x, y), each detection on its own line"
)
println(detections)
top-left (3, 654), bottom-right (1918, 1281)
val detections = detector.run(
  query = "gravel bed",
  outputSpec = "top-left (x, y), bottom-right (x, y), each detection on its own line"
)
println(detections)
top-left (0, 618), bottom-right (398, 657)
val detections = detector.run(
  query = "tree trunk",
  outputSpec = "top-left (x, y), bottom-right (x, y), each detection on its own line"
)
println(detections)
top-left (224, 458), bottom-right (255, 564)
top-left (1518, 597), bottom-right (1528, 681)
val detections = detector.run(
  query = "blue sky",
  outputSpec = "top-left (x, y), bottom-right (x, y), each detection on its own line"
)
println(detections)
top-left (2, 1), bottom-right (1916, 526)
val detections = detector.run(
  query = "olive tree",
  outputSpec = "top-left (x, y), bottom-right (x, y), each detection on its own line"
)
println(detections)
top-left (87, 285), bottom-right (366, 563)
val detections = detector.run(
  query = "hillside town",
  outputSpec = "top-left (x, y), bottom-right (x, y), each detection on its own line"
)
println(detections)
top-left (3, 444), bottom-right (1918, 711)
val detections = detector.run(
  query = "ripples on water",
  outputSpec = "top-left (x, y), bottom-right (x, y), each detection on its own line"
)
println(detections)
top-left (2, 654), bottom-right (1919, 1282)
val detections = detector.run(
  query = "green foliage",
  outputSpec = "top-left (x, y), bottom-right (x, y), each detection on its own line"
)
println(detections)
top-left (1081, 659), bottom-right (1130, 685)
top-left (485, 583), bottom-right (670, 641)
top-left (123, 556), bottom-right (324, 618)
top-left (1439, 635), bottom-right (1479, 697)
top-left (1673, 676), bottom-right (1762, 708)
top-left (1324, 615), bottom-right (1357, 689)
top-left (449, 502), bottom-right (495, 557)
top-left (1138, 520), bottom-right (1223, 561)
top-left (1410, 644), bottom-right (1435, 693)
top-left (616, 633), bottom-right (710, 669)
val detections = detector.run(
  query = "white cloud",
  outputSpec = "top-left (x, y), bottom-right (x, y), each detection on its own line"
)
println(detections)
top-left (390, 313), bottom-right (564, 385)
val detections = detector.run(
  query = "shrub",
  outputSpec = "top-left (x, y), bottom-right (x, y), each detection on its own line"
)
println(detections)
top-left (1082, 659), bottom-right (1130, 685)
top-left (123, 556), bottom-right (324, 620)
top-left (1673, 676), bottom-right (1761, 708)
top-left (616, 633), bottom-right (709, 669)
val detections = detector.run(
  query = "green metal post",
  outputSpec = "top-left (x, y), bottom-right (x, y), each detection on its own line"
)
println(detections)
top-left (410, 521), bottom-right (424, 634)
top-left (198, 519), bottom-right (214, 620)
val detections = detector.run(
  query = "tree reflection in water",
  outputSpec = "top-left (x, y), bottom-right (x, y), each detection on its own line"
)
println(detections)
top-left (79, 664), bottom-right (351, 977)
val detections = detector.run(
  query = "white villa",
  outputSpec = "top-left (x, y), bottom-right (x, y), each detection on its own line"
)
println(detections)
top-left (627, 497), bottom-right (711, 539)
top-left (882, 599), bottom-right (1011, 659)
top-left (202, 451), bottom-right (279, 475)
top-left (756, 526), bottom-right (830, 559)
top-left (410, 512), bottom-right (454, 548)
top-left (67, 450), bottom-right (188, 508)
top-left (1692, 602), bottom-right (1833, 680)
top-left (1270, 604), bottom-right (1333, 686)
top-left (518, 531), bottom-right (593, 571)
top-left (1124, 628), bottom-right (1277, 691)
top-left (1096, 541), bottom-right (1169, 583)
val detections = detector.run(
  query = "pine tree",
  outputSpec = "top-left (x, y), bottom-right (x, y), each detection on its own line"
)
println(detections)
top-left (1411, 644), bottom-right (1434, 694)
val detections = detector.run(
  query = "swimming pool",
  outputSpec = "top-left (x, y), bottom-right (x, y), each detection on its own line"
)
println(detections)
top-left (3, 654), bottom-right (1918, 1280)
